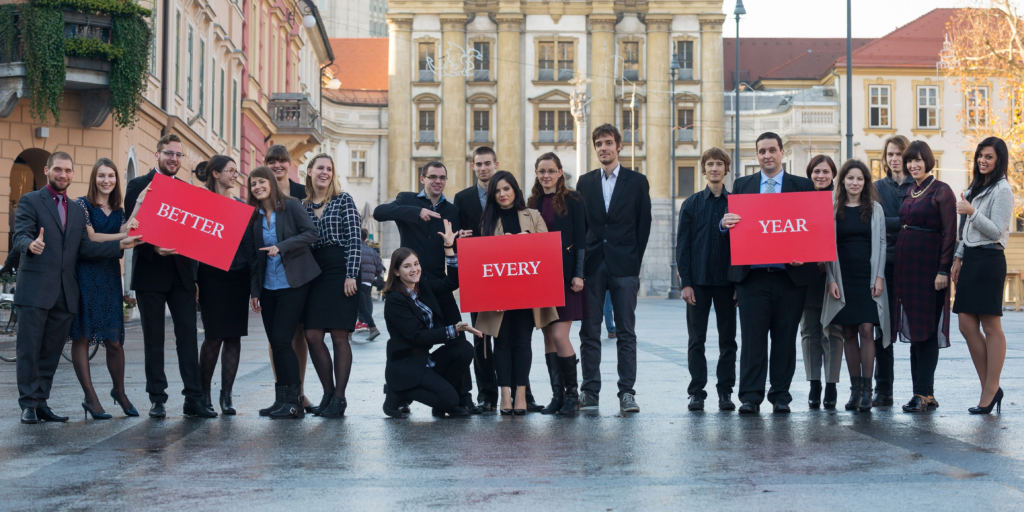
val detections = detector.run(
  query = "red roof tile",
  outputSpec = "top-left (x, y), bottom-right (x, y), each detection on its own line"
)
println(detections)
top-left (724, 38), bottom-right (872, 90)
top-left (327, 38), bottom-right (389, 91)
top-left (835, 8), bottom-right (956, 68)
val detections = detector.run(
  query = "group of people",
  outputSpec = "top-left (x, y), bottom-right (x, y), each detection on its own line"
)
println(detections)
top-left (11, 122), bottom-right (1013, 424)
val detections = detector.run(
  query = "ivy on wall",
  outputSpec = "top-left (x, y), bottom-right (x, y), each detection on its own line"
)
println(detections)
top-left (109, 14), bottom-right (150, 128)
top-left (18, 3), bottom-right (66, 125)
top-left (0, 5), bottom-right (16, 63)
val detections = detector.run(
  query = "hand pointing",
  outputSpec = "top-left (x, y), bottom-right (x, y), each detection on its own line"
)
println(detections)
top-left (29, 228), bottom-right (45, 255)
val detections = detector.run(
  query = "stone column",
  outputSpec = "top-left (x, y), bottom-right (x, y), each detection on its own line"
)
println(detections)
top-left (441, 14), bottom-right (468, 189)
top-left (589, 14), bottom-right (617, 167)
top-left (699, 14), bottom-right (726, 153)
top-left (387, 15), bottom-right (413, 199)
top-left (496, 14), bottom-right (523, 178)
top-left (645, 15), bottom-right (671, 200)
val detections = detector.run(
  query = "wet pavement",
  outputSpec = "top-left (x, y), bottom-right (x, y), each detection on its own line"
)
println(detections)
top-left (0, 298), bottom-right (1021, 510)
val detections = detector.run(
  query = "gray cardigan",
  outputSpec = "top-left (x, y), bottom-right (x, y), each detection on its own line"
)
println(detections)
top-left (955, 178), bottom-right (1014, 258)
top-left (821, 201), bottom-right (891, 348)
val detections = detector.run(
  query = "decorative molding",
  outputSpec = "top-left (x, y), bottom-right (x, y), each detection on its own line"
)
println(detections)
top-left (674, 93), bottom-right (701, 103)
top-left (495, 14), bottom-right (523, 31)
top-left (645, 15), bottom-right (672, 32)
top-left (590, 14), bottom-right (617, 32)
top-left (467, 92), bottom-right (497, 104)
top-left (616, 93), bottom-right (647, 104)
top-left (387, 15), bottom-right (414, 31)
top-left (413, 93), bottom-right (442, 104)
top-left (440, 14), bottom-right (468, 31)
top-left (528, 89), bottom-right (572, 104)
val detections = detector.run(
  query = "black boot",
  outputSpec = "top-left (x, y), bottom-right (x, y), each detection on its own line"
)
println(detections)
top-left (557, 356), bottom-right (580, 415)
top-left (541, 353), bottom-right (564, 414)
top-left (269, 384), bottom-right (305, 419)
top-left (203, 389), bottom-right (213, 409)
top-left (259, 384), bottom-right (285, 416)
top-left (808, 380), bottom-right (822, 409)
top-left (823, 383), bottom-right (838, 409)
top-left (319, 397), bottom-right (348, 418)
top-left (845, 377), bottom-right (862, 411)
top-left (383, 385), bottom-right (405, 418)
top-left (310, 392), bottom-right (332, 416)
top-left (219, 389), bottom-right (236, 415)
top-left (858, 377), bottom-right (873, 412)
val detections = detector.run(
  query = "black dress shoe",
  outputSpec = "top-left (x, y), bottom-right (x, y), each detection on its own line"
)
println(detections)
top-left (902, 394), bottom-right (927, 413)
top-left (20, 408), bottom-right (38, 424)
top-left (738, 401), bottom-right (760, 414)
top-left (447, 406), bottom-right (470, 417)
top-left (687, 395), bottom-right (705, 411)
top-left (718, 392), bottom-right (736, 411)
top-left (871, 390), bottom-right (894, 407)
top-left (183, 400), bottom-right (218, 418)
top-left (773, 402), bottom-right (791, 414)
top-left (478, 400), bottom-right (496, 412)
top-left (460, 397), bottom-right (483, 415)
top-left (526, 400), bottom-right (543, 413)
top-left (149, 402), bottom-right (166, 418)
top-left (36, 405), bottom-right (69, 422)
top-left (382, 385), bottom-right (405, 418)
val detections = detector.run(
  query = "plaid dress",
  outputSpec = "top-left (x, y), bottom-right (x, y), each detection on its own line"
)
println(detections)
top-left (892, 176), bottom-right (956, 347)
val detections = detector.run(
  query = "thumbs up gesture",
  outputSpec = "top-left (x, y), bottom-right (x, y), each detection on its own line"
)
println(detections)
top-left (955, 192), bottom-right (975, 216)
top-left (29, 228), bottom-right (45, 255)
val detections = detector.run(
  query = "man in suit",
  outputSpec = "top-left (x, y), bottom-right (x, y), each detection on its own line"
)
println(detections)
top-left (13, 152), bottom-right (141, 424)
top-left (720, 132), bottom-right (817, 413)
top-left (124, 134), bottom-right (217, 419)
top-left (577, 123), bottom-right (652, 413)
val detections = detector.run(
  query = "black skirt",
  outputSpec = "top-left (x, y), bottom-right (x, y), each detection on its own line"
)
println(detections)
top-left (197, 265), bottom-right (250, 338)
top-left (304, 245), bottom-right (359, 330)
top-left (556, 281), bottom-right (589, 322)
top-left (953, 246), bottom-right (1005, 316)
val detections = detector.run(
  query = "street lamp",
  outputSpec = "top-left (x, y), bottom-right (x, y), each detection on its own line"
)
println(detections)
top-left (668, 52), bottom-right (681, 300)
top-left (733, 0), bottom-right (745, 174)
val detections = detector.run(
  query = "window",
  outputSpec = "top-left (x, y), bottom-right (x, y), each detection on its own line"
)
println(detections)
top-left (149, 8), bottom-right (157, 75)
top-left (187, 27), bottom-right (193, 108)
top-left (622, 42), bottom-right (640, 81)
top-left (232, 79), bottom-right (238, 148)
top-left (538, 41), bottom-right (575, 81)
top-left (418, 43), bottom-right (434, 82)
top-left (558, 111), bottom-right (574, 142)
top-left (966, 86), bottom-right (988, 128)
top-left (473, 110), bottom-right (490, 142)
top-left (473, 42), bottom-right (490, 81)
top-left (418, 110), bottom-right (435, 142)
top-left (351, 150), bottom-right (367, 178)
top-left (198, 40), bottom-right (205, 117)
top-left (917, 86), bottom-right (938, 129)
top-left (538, 110), bottom-right (572, 143)
top-left (219, 68), bottom-right (225, 137)
top-left (677, 166), bottom-right (696, 198)
top-left (538, 42), bottom-right (555, 81)
top-left (175, 12), bottom-right (181, 94)
top-left (557, 42), bottom-right (573, 80)
top-left (538, 110), bottom-right (555, 142)
top-left (622, 108), bottom-right (640, 142)
top-left (677, 109), bottom-right (694, 142)
top-left (869, 85), bottom-right (890, 128)
top-left (676, 41), bottom-right (694, 80)
top-left (870, 159), bottom-right (883, 181)
top-left (211, 58), bottom-right (217, 134)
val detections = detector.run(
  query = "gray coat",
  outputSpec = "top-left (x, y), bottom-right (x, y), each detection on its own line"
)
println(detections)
top-left (821, 201), bottom-right (890, 348)
top-left (955, 178), bottom-right (1014, 258)
top-left (359, 242), bottom-right (384, 284)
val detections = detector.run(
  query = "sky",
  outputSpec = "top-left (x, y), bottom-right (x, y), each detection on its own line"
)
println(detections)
top-left (720, 0), bottom-right (968, 38)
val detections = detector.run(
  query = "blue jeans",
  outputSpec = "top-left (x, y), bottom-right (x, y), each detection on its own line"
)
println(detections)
top-left (603, 290), bottom-right (616, 333)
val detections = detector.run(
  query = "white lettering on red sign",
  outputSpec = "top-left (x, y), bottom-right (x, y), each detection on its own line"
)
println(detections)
top-left (757, 218), bottom-right (808, 234)
top-left (482, 261), bottom-right (541, 277)
top-left (156, 202), bottom-right (225, 238)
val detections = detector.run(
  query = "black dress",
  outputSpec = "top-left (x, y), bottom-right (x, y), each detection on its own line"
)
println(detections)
top-left (832, 206), bottom-right (879, 326)
top-left (198, 200), bottom-right (252, 339)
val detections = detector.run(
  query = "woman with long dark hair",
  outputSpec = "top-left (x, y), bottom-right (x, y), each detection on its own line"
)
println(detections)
top-left (301, 154), bottom-right (362, 418)
top-left (892, 141), bottom-right (956, 413)
top-left (526, 153), bottom-right (586, 415)
top-left (821, 160), bottom-right (889, 413)
top-left (475, 171), bottom-right (558, 415)
top-left (195, 155), bottom-right (252, 415)
top-left (248, 166), bottom-right (321, 419)
top-left (951, 137), bottom-right (1014, 414)
top-left (70, 158), bottom-right (139, 419)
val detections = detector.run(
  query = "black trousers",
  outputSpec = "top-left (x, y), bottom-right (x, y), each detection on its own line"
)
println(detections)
top-left (436, 289), bottom-right (476, 403)
top-left (357, 284), bottom-right (376, 328)
top-left (395, 340), bottom-right (474, 411)
top-left (16, 287), bottom-right (73, 409)
top-left (137, 282), bottom-right (203, 404)
top-left (686, 284), bottom-right (738, 399)
top-left (470, 311), bottom-right (498, 403)
top-left (909, 341), bottom-right (940, 396)
top-left (579, 262), bottom-right (640, 397)
top-left (736, 269), bottom-right (807, 405)
top-left (874, 262), bottom-right (896, 395)
top-left (494, 309), bottom-right (534, 387)
top-left (259, 285), bottom-right (310, 387)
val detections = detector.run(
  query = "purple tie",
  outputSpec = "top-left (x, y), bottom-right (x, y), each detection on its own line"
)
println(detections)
top-left (57, 195), bottom-right (66, 228)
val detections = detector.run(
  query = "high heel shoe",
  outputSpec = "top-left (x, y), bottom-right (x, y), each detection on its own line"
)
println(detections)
top-left (82, 401), bottom-right (112, 420)
top-left (109, 389), bottom-right (139, 417)
top-left (969, 388), bottom-right (1003, 415)
top-left (318, 397), bottom-right (347, 418)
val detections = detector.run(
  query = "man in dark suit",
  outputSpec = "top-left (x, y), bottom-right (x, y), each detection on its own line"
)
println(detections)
top-left (720, 132), bottom-right (817, 413)
top-left (124, 134), bottom-right (217, 419)
top-left (576, 124), bottom-right (652, 413)
top-left (13, 152), bottom-right (141, 424)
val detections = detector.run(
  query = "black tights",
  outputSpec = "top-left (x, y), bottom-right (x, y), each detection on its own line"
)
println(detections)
top-left (305, 329), bottom-right (353, 400)
top-left (72, 338), bottom-right (131, 411)
top-left (910, 340), bottom-right (940, 396)
top-left (199, 336), bottom-right (242, 393)
top-left (842, 324), bottom-right (875, 379)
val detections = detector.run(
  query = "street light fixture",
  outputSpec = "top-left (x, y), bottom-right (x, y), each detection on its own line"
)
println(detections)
top-left (733, 0), bottom-right (745, 176)
top-left (668, 52), bottom-right (681, 300)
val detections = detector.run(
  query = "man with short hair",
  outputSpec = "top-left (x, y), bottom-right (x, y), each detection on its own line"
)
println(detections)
top-left (576, 123), bottom-right (652, 413)
top-left (14, 152), bottom-right (141, 423)
top-left (125, 134), bottom-right (217, 418)
top-left (265, 144), bottom-right (306, 199)
top-left (676, 147), bottom-right (737, 412)
top-left (720, 132), bottom-right (816, 414)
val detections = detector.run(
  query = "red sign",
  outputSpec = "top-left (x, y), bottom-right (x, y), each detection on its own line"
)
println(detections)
top-left (129, 172), bottom-right (254, 271)
top-left (457, 232), bottom-right (564, 313)
top-left (728, 191), bottom-right (836, 265)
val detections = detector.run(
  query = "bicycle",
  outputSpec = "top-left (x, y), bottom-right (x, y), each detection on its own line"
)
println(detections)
top-left (0, 300), bottom-right (99, 362)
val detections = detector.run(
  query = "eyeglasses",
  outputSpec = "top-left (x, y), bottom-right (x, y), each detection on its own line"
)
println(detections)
top-left (425, 175), bottom-right (447, 181)
top-left (160, 150), bottom-right (184, 159)
top-left (537, 170), bottom-right (560, 176)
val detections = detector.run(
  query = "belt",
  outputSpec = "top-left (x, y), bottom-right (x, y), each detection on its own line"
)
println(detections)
top-left (972, 243), bottom-right (1005, 251)
top-left (902, 224), bottom-right (939, 233)
top-left (752, 266), bottom-right (784, 273)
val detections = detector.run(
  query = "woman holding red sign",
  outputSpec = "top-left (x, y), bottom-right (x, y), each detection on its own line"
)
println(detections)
top-left (475, 171), bottom-right (559, 415)
top-left (301, 154), bottom-right (362, 418)
top-left (527, 153), bottom-right (586, 415)
top-left (892, 141), bottom-right (956, 413)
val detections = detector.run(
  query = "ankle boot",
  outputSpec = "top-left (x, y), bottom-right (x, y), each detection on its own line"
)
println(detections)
top-left (319, 396), bottom-right (348, 418)
top-left (541, 353), bottom-right (564, 414)
top-left (203, 389), bottom-right (213, 409)
top-left (858, 377), bottom-right (873, 412)
top-left (270, 384), bottom-right (305, 419)
top-left (219, 389), bottom-right (236, 415)
top-left (259, 384), bottom-right (285, 416)
top-left (845, 377), bottom-right (862, 411)
top-left (557, 356), bottom-right (580, 415)
top-left (823, 383), bottom-right (838, 409)
top-left (808, 380), bottom-right (822, 409)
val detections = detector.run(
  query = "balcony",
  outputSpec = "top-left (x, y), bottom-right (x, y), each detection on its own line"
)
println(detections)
top-left (269, 93), bottom-right (324, 157)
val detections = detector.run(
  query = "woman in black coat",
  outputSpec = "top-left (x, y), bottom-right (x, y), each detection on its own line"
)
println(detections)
top-left (381, 220), bottom-right (481, 418)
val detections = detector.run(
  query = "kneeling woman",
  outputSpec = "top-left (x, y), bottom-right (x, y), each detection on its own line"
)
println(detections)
top-left (382, 220), bottom-right (481, 418)
top-left (248, 166), bottom-right (321, 419)
top-left (476, 171), bottom-right (558, 415)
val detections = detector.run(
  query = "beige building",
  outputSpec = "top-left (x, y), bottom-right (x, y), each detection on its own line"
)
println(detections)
top-left (386, 1), bottom-right (726, 295)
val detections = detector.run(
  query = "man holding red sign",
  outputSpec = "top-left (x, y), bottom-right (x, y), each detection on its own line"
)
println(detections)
top-left (720, 132), bottom-right (819, 414)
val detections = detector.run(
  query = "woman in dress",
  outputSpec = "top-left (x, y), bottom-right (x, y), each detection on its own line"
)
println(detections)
top-left (196, 155), bottom-right (252, 415)
top-left (800, 155), bottom-right (844, 409)
top-left (526, 153), bottom-right (586, 415)
top-left (822, 160), bottom-right (889, 413)
top-left (248, 166), bottom-right (321, 419)
top-left (70, 158), bottom-right (139, 419)
top-left (892, 141), bottom-right (956, 413)
top-left (302, 154), bottom-right (362, 418)
top-left (951, 137), bottom-right (1015, 414)
top-left (474, 171), bottom-right (558, 415)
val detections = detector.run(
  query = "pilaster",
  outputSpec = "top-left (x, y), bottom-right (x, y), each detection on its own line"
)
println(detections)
top-left (441, 14), bottom-right (468, 189)
top-left (387, 15), bottom-right (414, 199)
top-left (645, 15), bottom-right (672, 200)
top-left (589, 14), bottom-right (617, 168)
top-left (699, 14), bottom-right (726, 155)
top-left (496, 14), bottom-right (523, 178)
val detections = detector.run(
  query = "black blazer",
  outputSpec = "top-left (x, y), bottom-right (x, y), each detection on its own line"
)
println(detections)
top-left (383, 262), bottom-right (459, 392)
top-left (453, 185), bottom-right (485, 237)
top-left (576, 166), bottom-right (652, 277)
top-left (373, 192), bottom-right (460, 280)
top-left (12, 188), bottom-right (120, 311)
top-left (250, 197), bottom-right (321, 297)
top-left (543, 191), bottom-right (587, 283)
top-left (125, 169), bottom-right (197, 293)
top-left (726, 171), bottom-right (819, 287)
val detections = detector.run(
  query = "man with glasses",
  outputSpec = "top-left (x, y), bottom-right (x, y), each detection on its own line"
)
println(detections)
top-left (124, 134), bottom-right (217, 419)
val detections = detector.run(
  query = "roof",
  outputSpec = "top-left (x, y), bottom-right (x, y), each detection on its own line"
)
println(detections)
top-left (724, 38), bottom-right (872, 90)
top-left (835, 8), bottom-right (956, 68)
top-left (326, 38), bottom-right (389, 92)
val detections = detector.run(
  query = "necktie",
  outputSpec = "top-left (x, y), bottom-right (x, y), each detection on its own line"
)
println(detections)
top-left (765, 179), bottom-right (776, 194)
top-left (57, 195), bottom-right (66, 228)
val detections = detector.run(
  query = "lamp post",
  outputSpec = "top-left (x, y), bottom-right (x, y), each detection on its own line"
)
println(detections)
top-left (668, 52), bottom-right (681, 300)
top-left (733, 0), bottom-right (745, 173)
top-left (845, 0), bottom-right (853, 159)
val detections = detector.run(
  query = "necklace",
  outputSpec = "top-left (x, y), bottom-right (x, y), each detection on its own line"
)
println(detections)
top-left (910, 177), bottom-right (934, 199)
top-left (309, 196), bottom-right (327, 209)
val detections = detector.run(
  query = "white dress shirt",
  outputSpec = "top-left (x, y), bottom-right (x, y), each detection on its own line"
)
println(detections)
top-left (601, 164), bottom-right (620, 212)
